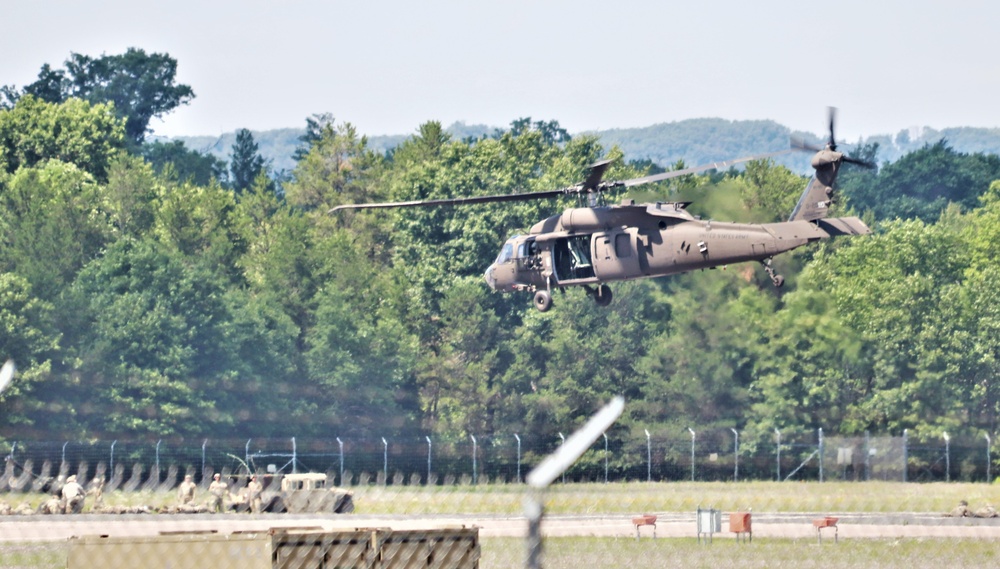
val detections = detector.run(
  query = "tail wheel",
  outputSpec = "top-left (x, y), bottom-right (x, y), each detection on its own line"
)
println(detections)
top-left (594, 284), bottom-right (613, 307)
top-left (533, 290), bottom-right (553, 312)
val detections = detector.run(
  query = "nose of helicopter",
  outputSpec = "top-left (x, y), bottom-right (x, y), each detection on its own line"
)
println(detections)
top-left (484, 264), bottom-right (497, 290)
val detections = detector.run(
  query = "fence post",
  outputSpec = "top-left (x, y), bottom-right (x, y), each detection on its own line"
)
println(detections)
top-left (775, 428), bottom-right (781, 482)
top-left (731, 428), bottom-right (739, 482)
top-left (110, 440), bottom-right (117, 476)
top-left (381, 437), bottom-right (388, 484)
top-left (902, 429), bottom-right (908, 483)
top-left (155, 439), bottom-right (161, 474)
top-left (470, 435), bottom-right (477, 485)
top-left (245, 439), bottom-right (251, 471)
top-left (986, 434), bottom-right (992, 483)
top-left (558, 433), bottom-right (566, 483)
top-left (291, 437), bottom-right (297, 474)
top-left (818, 428), bottom-right (825, 482)
top-left (944, 432), bottom-right (950, 482)
top-left (336, 437), bottom-right (344, 486)
top-left (644, 429), bottom-right (651, 482)
top-left (603, 432), bottom-right (609, 484)
top-left (688, 428), bottom-right (696, 482)
top-left (865, 430), bottom-right (871, 481)
top-left (514, 434), bottom-right (521, 483)
top-left (201, 439), bottom-right (207, 478)
top-left (425, 436), bottom-right (432, 484)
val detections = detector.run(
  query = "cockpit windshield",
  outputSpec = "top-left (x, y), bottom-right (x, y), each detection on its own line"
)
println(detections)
top-left (495, 242), bottom-right (515, 264)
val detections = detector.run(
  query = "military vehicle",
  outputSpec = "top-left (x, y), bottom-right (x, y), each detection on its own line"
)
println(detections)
top-left (260, 472), bottom-right (354, 514)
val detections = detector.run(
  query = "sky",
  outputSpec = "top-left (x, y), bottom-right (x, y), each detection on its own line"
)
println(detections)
top-left (3, 0), bottom-right (998, 142)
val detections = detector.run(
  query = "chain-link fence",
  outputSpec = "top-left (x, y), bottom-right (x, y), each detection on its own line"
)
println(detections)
top-left (1, 429), bottom-right (994, 488)
top-left (3, 425), bottom-right (1000, 569)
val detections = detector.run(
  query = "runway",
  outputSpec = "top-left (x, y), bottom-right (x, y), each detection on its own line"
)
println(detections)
top-left (3, 512), bottom-right (1000, 542)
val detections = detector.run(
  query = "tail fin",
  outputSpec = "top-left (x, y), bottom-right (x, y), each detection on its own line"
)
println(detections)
top-left (789, 109), bottom-right (875, 222)
top-left (788, 149), bottom-right (844, 222)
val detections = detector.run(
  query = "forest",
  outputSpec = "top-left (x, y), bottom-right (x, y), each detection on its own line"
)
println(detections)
top-left (1, 48), bottom-right (999, 455)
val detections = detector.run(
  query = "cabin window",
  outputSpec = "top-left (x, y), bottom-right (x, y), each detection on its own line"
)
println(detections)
top-left (615, 233), bottom-right (631, 258)
top-left (519, 240), bottom-right (538, 258)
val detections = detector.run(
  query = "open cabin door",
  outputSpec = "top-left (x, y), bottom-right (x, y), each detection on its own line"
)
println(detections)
top-left (593, 229), bottom-right (641, 281)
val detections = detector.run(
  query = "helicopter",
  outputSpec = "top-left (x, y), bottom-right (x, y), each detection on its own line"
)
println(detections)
top-left (331, 111), bottom-right (874, 311)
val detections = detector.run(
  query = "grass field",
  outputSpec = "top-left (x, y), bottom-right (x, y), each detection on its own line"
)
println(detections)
top-left (3, 481), bottom-right (1000, 568)
top-left (482, 537), bottom-right (1000, 569)
top-left (348, 480), bottom-right (1000, 515)
top-left (3, 479), bottom-right (997, 514)
top-left (3, 537), bottom-right (998, 569)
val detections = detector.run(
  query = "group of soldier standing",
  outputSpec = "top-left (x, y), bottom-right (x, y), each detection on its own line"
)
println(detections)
top-left (178, 472), bottom-right (263, 513)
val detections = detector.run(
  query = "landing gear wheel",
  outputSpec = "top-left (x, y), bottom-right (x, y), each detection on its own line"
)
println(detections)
top-left (594, 284), bottom-right (613, 307)
top-left (533, 290), bottom-right (553, 312)
top-left (761, 258), bottom-right (784, 289)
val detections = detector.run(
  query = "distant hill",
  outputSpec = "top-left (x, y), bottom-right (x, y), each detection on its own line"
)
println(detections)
top-left (166, 120), bottom-right (1000, 177)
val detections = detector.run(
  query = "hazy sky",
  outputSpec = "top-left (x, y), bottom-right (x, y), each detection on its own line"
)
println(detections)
top-left (4, 0), bottom-right (998, 141)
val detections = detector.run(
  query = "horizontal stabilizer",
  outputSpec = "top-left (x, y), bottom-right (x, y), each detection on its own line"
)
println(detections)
top-left (816, 216), bottom-right (871, 236)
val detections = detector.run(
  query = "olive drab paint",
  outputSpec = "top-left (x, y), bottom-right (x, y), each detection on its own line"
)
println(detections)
top-left (333, 110), bottom-right (873, 312)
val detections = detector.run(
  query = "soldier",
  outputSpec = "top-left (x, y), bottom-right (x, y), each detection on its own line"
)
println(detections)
top-left (88, 477), bottom-right (105, 506)
top-left (177, 474), bottom-right (197, 505)
top-left (13, 502), bottom-right (35, 516)
top-left (61, 475), bottom-right (85, 513)
top-left (948, 500), bottom-right (970, 517)
top-left (38, 496), bottom-right (64, 515)
top-left (208, 473), bottom-right (227, 513)
top-left (973, 504), bottom-right (998, 518)
top-left (247, 475), bottom-right (263, 514)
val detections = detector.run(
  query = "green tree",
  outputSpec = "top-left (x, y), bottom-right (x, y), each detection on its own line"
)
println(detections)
top-left (229, 129), bottom-right (267, 193)
top-left (11, 48), bottom-right (194, 144)
top-left (0, 160), bottom-right (111, 302)
top-left (0, 272), bottom-right (59, 431)
top-left (841, 140), bottom-right (1000, 222)
top-left (68, 238), bottom-right (235, 436)
top-left (794, 219), bottom-right (970, 433)
top-left (0, 95), bottom-right (126, 180)
top-left (730, 159), bottom-right (808, 222)
top-left (142, 140), bottom-right (228, 186)
top-left (152, 180), bottom-right (245, 284)
top-left (418, 277), bottom-right (504, 436)
top-left (303, 232), bottom-right (420, 437)
top-left (293, 112), bottom-right (336, 162)
top-left (285, 121), bottom-right (378, 210)
top-left (101, 152), bottom-right (159, 237)
top-left (634, 272), bottom-right (755, 430)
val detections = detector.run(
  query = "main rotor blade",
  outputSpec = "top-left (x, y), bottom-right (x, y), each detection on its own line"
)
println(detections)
top-left (330, 149), bottom-right (795, 214)
top-left (828, 106), bottom-right (837, 150)
top-left (790, 136), bottom-right (823, 153)
top-left (328, 187), bottom-right (572, 213)
top-left (581, 159), bottom-right (614, 191)
top-left (843, 155), bottom-right (876, 169)
top-left (618, 149), bottom-right (793, 188)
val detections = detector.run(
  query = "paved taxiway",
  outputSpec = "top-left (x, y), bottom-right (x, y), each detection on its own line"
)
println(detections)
top-left (3, 512), bottom-right (1000, 542)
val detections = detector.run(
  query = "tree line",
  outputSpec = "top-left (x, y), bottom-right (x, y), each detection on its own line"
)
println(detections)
top-left (0, 49), bottom-right (998, 454)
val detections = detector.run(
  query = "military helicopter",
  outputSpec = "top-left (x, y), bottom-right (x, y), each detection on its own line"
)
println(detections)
top-left (331, 112), bottom-right (874, 311)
